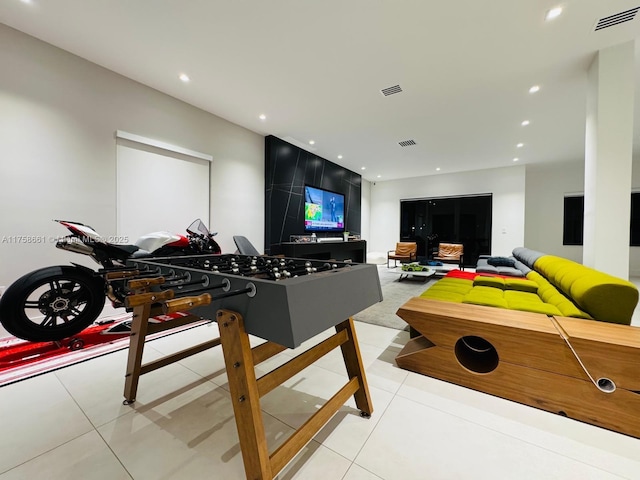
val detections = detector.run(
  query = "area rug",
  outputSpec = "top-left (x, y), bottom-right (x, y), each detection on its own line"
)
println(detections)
top-left (353, 265), bottom-right (438, 330)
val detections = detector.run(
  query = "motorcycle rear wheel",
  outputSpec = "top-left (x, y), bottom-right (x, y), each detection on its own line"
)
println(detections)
top-left (0, 266), bottom-right (105, 342)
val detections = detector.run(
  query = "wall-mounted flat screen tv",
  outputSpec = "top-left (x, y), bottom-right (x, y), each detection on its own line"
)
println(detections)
top-left (304, 185), bottom-right (345, 232)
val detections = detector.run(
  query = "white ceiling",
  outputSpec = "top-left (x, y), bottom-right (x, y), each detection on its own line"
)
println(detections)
top-left (1, 0), bottom-right (639, 181)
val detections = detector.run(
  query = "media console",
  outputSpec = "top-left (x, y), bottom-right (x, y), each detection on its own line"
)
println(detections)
top-left (271, 239), bottom-right (367, 263)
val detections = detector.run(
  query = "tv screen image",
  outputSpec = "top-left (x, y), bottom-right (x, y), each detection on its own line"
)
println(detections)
top-left (304, 185), bottom-right (345, 232)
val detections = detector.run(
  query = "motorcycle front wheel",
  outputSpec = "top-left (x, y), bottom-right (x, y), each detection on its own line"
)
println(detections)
top-left (0, 266), bottom-right (105, 342)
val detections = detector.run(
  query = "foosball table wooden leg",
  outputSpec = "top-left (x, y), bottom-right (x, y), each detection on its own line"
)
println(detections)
top-left (216, 309), bottom-right (273, 480)
top-left (336, 317), bottom-right (373, 416)
top-left (216, 310), bottom-right (374, 480)
top-left (123, 302), bottom-right (152, 404)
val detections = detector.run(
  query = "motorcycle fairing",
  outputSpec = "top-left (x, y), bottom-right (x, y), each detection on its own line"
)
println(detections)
top-left (56, 220), bottom-right (104, 242)
top-left (135, 232), bottom-right (186, 253)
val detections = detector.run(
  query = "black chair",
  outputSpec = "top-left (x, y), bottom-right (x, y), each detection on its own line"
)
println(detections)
top-left (233, 235), bottom-right (261, 256)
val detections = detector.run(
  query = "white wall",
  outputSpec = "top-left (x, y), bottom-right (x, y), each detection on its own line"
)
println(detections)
top-left (368, 165), bottom-right (526, 257)
top-left (525, 159), bottom-right (640, 276)
top-left (524, 161), bottom-right (585, 263)
top-left (0, 24), bottom-right (264, 287)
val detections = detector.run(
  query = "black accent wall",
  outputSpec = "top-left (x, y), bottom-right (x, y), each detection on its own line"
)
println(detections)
top-left (265, 135), bottom-right (361, 253)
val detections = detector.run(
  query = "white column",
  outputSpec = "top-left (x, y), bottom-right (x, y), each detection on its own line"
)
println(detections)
top-left (583, 40), bottom-right (635, 279)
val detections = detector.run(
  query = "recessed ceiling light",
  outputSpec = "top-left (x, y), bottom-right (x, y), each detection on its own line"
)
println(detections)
top-left (521, 120), bottom-right (530, 126)
top-left (20, 0), bottom-right (33, 4)
top-left (513, 158), bottom-right (520, 162)
top-left (178, 73), bottom-right (190, 83)
top-left (517, 143), bottom-right (524, 148)
top-left (337, 155), bottom-right (343, 159)
top-left (377, 175), bottom-right (381, 178)
top-left (529, 85), bottom-right (540, 94)
top-left (436, 167), bottom-right (441, 171)
top-left (259, 114), bottom-right (266, 120)
top-left (309, 140), bottom-right (315, 145)
top-left (545, 6), bottom-right (563, 21)
top-left (361, 166), bottom-right (366, 170)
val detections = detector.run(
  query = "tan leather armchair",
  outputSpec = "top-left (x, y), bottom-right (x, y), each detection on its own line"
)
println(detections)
top-left (433, 242), bottom-right (464, 269)
top-left (387, 242), bottom-right (417, 268)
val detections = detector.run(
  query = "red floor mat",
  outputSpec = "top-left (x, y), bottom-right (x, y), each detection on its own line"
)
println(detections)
top-left (0, 311), bottom-right (210, 387)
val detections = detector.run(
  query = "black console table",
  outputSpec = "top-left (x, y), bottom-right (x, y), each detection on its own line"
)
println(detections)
top-left (272, 240), bottom-right (367, 263)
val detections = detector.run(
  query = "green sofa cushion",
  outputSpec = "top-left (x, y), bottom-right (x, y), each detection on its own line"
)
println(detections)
top-left (421, 290), bottom-right (466, 303)
top-left (423, 283), bottom-right (473, 296)
top-left (473, 276), bottom-right (505, 289)
top-left (504, 278), bottom-right (538, 293)
top-left (534, 255), bottom-right (637, 324)
top-left (507, 300), bottom-right (562, 316)
top-left (419, 278), bottom-right (473, 301)
top-left (424, 278), bottom-right (473, 295)
top-left (471, 286), bottom-right (505, 297)
top-left (527, 271), bottom-right (592, 319)
top-left (504, 290), bottom-right (541, 303)
top-left (553, 299), bottom-right (593, 319)
top-left (462, 293), bottom-right (508, 309)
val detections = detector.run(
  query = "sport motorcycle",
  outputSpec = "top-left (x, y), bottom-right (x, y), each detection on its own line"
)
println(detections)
top-left (0, 219), bottom-right (221, 342)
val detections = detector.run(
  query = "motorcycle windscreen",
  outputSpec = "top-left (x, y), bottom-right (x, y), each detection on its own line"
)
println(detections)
top-left (186, 219), bottom-right (210, 237)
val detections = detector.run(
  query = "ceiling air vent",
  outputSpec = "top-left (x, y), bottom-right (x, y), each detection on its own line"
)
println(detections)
top-left (594, 6), bottom-right (639, 31)
top-left (381, 85), bottom-right (402, 96)
top-left (399, 139), bottom-right (416, 147)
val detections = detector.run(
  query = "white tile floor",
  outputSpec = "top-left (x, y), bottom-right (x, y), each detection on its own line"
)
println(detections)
top-left (0, 318), bottom-right (639, 479)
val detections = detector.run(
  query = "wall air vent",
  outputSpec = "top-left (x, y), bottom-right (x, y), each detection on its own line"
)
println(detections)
top-left (381, 85), bottom-right (403, 96)
top-left (399, 139), bottom-right (416, 147)
top-left (594, 7), bottom-right (639, 31)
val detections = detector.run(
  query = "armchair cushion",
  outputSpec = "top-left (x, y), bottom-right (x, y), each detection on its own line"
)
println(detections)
top-left (387, 242), bottom-right (417, 267)
top-left (433, 243), bottom-right (463, 263)
top-left (388, 242), bottom-right (417, 259)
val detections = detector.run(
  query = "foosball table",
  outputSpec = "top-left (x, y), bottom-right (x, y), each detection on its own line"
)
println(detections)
top-left (113, 253), bottom-right (382, 479)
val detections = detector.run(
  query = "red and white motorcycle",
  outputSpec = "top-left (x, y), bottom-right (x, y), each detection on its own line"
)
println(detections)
top-left (0, 219), bottom-right (221, 342)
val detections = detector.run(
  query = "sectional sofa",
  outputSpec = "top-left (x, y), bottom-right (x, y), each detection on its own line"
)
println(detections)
top-left (395, 247), bottom-right (640, 438)
top-left (419, 247), bottom-right (638, 325)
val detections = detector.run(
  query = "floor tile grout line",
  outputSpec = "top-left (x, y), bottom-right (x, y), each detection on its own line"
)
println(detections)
top-left (93, 428), bottom-right (136, 480)
top-left (391, 387), bottom-right (632, 479)
top-left (343, 387), bottom-right (399, 480)
top-left (0, 372), bottom-right (134, 478)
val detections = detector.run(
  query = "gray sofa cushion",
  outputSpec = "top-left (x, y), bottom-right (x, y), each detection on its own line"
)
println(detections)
top-left (513, 259), bottom-right (532, 275)
top-left (496, 266), bottom-right (525, 277)
top-left (476, 257), bottom-right (525, 277)
top-left (512, 247), bottom-right (545, 269)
